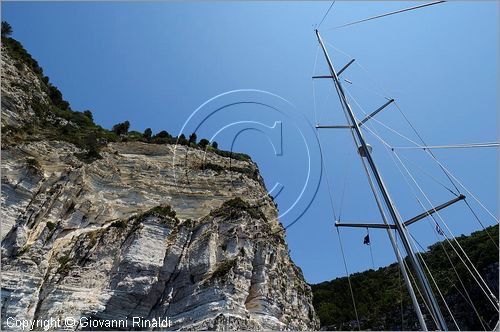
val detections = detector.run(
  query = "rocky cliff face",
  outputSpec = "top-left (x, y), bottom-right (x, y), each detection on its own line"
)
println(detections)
top-left (1, 40), bottom-right (319, 330)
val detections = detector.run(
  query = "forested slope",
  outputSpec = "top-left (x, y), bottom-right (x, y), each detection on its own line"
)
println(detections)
top-left (312, 225), bottom-right (499, 330)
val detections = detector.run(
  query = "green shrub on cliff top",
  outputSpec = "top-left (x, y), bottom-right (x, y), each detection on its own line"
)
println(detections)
top-left (137, 205), bottom-right (179, 224)
top-left (2, 21), bottom-right (13, 37)
top-left (211, 197), bottom-right (266, 221)
top-left (2, 31), bottom-right (251, 165)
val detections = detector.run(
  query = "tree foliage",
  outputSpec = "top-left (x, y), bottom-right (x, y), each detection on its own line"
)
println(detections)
top-left (112, 121), bottom-right (130, 136)
top-left (143, 128), bottom-right (152, 140)
top-left (188, 132), bottom-right (197, 145)
top-left (177, 134), bottom-right (188, 145)
top-left (198, 138), bottom-right (209, 149)
top-left (1, 21), bottom-right (12, 37)
top-left (83, 110), bottom-right (93, 121)
top-left (2, 35), bottom-right (253, 164)
top-left (156, 130), bottom-right (171, 138)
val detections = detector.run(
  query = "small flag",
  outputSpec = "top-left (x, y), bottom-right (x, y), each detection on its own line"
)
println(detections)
top-left (436, 224), bottom-right (444, 236)
top-left (363, 234), bottom-right (370, 245)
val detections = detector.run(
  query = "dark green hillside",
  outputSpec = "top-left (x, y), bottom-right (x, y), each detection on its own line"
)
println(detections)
top-left (312, 225), bottom-right (499, 330)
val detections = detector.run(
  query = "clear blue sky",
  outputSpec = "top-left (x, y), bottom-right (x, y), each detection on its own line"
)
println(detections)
top-left (2, 1), bottom-right (498, 284)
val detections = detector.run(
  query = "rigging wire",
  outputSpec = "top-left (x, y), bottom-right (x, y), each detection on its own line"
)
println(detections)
top-left (392, 142), bottom-right (499, 150)
top-left (424, 156), bottom-right (499, 224)
top-left (325, 42), bottom-right (394, 99)
top-left (318, 131), bottom-right (339, 221)
top-left (338, 152), bottom-right (354, 221)
top-left (406, 232), bottom-right (462, 330)
top-left (312, 46), bottom-right (320, 126)
top-left (450, 283), bottom-right (491, 330)
top-left (393, 100), bottom-right (497, 223)
top-left (356, 119), bottom-right (393, 149)
top-left (387, 181), bottom-right (455, 328)
top-left (381, 104), bottom-right (498, 226)
top-left (343, 85), bottom-right (499, 311)
top-left (332, 73), bottom-right (431, 330)
top-left (340, 76), bottom-right (392, 100)
top-left (322, 40), bottom-right (496, 220)
top-left (312, 32), bottom-right (491, 327)
top-left (358, 62), bottom-right (496, 225)
top-left (353, 140), bottom-right (432, 329)
top-left (386, 126), bottom-right (499, 311)
top-left (336, 227), bottom-right (361, 330)
top-left (320, 52), bottom-right (430, 327)
top-left (451, 283), bottom-right (491, 331)
top-left (396, 232), bottom-right (405, 330)
top-left (401, 251), bottom-right (441, 328)
top-left (410, 232), bottom-right (491, 331)
top-left (392, 150), bottom-right (500, 310)
top-left (395, 99), bottom-right (488, 195)
top-left (313, 49), bottom-right (378, 329)
top-left (317, 1), bottom-right (336, 29)
top-left (313, 41), bottom-right (364, 332)
top-left (393, 151), bottom-right (500, 312)
top-left (462, 198), bottom-right (498, 249)
top-left (316, 29), bottom-right (498, 330)
top-left (328, 1), bottom-right (445, 29)
top-left (391, 151), bottom-right (497, 313)
top-left (360, 111), bottom-right (431, 151)
top-left (349, 85), bottom-right (497, 225)
top-left (395, 153), bottom-right (458, 197)
top-left (313, 44), bottom-right (338, 221)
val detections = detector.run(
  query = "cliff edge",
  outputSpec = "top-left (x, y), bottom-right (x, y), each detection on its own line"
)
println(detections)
top-left (0, 37), bottom-right (319, 330)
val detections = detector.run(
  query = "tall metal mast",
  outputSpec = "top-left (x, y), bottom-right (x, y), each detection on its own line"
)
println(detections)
top-left (315, 29), bottom-right (448, 331)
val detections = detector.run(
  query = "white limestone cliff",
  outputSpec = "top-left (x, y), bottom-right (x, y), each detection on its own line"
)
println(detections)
top-left (1, 40), bottom-right (319, 330)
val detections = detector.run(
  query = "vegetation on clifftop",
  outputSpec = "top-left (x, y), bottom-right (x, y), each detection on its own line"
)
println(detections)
top-left (1, 22), bottom-right (251, 163)
top-left (211, 197), bottom-right (267, 222)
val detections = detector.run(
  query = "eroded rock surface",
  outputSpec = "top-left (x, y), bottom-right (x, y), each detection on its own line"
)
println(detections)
top-left (1, 41), bottom-right (319, 330)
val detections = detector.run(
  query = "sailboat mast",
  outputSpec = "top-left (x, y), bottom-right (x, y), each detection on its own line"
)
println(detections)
top-left (315, 29), bottom-right (448, 331)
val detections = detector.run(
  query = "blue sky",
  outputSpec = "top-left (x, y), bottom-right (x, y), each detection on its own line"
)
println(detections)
top-left (2, 1), bottom-right (498, 284)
